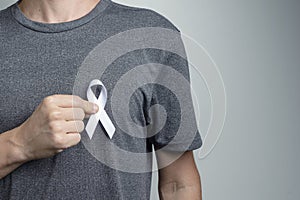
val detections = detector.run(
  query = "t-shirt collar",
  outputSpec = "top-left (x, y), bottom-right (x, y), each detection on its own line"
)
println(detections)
top-left (10, 0), bottom-right (110, 33)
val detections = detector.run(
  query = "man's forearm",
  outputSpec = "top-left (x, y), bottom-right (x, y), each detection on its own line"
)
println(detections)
top-left (0, 127), bottom-right (27, 179)
top-left (157, 151), bottom-right (202, 200)
top-left (159, 180), bottom-right (202, 200)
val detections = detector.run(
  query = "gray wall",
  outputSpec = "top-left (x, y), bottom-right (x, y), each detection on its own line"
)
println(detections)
top-left (1, 0), bottom-right (300, 200)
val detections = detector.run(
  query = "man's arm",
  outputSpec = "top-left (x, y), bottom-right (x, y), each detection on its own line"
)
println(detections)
top-left (0, 127), bottom-right (27, 179)
top-left (0, 95), bottom-right (97, 179)
top-left (157, 150), bottom-right (202, 200)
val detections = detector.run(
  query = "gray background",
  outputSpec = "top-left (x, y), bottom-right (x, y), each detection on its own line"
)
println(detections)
top-left (1, 0), bottom-right (299, 199)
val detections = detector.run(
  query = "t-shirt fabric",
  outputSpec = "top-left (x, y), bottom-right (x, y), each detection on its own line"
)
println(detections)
top-left (0, 0), bottom-right (202, 199)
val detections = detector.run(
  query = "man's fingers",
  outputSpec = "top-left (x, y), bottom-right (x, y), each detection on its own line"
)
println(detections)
top-left (51, 123), bottom-right (83, 149)
top-left (63, 133), bottom-right (81, 149)
top-left (63, 121), bottom-right (85, 133)
top-left (62, 108), bottom-right (85, 121)
top-left (44, 95), bottom-right (98, 114)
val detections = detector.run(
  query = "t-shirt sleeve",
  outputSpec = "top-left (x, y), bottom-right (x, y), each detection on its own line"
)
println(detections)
top-left (147, 31), bottom-right (202, 152)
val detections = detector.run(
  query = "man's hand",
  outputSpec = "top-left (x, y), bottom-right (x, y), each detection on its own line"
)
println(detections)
top-left (0, 95), bottom-right (98, 179)
top-left (14, 94), bottom-right (98, 160)
top-left (157, 151), bottom-right (202, 200)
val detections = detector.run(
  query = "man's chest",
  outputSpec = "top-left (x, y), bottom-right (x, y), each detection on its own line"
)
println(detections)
top-left (0, 38), bottom-right (89, 132)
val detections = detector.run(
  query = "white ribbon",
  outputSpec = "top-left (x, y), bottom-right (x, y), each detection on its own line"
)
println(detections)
top-left (85, 79), bottom-right (115, 140)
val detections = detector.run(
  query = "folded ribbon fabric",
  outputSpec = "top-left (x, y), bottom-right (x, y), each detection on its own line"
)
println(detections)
top-left (85, 79), bottom-right (115, 139)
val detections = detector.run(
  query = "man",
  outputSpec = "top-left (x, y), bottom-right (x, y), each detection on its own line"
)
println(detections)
top-left (0, 0), bottom-right (202, 199)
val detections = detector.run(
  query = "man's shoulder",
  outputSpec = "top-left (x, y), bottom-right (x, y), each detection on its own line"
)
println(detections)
top-left (106, 1), bottom-right (180, 32)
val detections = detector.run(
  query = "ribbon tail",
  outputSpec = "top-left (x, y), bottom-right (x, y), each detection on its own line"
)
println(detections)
top-left (99, 111), bottom-right (116, 139)
top-left (86, 114), bottom-right (98, 140)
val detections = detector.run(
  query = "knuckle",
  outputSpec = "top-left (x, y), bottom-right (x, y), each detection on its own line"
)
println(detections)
top-left (49, 121), bottom-right (63, 133)
top-left (75, 134), bottom-right (81, 143)
top-left (52, 94), bottom-right (60, 99)
top-left (66, 134), bottom-right (81, 149)
top-left (43, 96), bottom-right (55, 106)
top-left (48, 111), bottom-right (62, 121)
top-left (74, 134), bottom-right (82, 145)
top-left (77, 121), bottom-right (85, 132)
top-left (78, 109), bottom-right (85, 120)
top-left (52, 135), bottom-right (65, 148)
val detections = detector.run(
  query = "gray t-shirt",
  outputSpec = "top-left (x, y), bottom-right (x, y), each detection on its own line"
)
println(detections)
top-left (0, 0), bottom-right (202, 199)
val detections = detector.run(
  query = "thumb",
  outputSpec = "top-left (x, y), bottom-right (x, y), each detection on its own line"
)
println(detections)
top-left (82, 100), bottom-right (98, 115)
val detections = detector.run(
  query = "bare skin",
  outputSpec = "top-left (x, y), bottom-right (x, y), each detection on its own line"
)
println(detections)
top-left (157, 151), bottom-right (202, 200)
top-left (18, 0), bottom-right (101, 23)
top-left (1, 0), bottom-right (202, 198)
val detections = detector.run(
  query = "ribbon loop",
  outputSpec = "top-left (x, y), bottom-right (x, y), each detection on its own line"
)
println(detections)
top-left (86, 79), bottom-right (115, 139)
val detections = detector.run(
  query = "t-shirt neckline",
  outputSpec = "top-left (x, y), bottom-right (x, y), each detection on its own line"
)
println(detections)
top-left (10, 0), bottom-right (110, 33)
